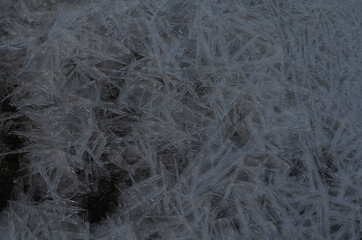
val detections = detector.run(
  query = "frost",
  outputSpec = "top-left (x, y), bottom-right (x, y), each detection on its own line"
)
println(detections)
top-left (0, 0), bottom-right (361, 239)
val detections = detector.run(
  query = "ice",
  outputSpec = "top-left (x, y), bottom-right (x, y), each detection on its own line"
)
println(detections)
top-left (0, 0), bottom-right (361, 239)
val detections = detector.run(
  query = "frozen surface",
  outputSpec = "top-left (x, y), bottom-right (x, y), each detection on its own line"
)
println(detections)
top-left (0, 0), bottom-right (361, 239)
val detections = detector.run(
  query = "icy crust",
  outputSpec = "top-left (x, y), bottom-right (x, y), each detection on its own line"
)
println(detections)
top-left (0, 0), bottom-right (361, 239)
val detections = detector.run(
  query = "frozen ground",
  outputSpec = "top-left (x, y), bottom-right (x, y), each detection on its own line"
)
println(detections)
top-left (0, 0), bottom-right (361, 239)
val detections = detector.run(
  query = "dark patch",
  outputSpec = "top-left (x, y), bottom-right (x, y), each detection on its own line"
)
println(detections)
top-left (84, 178), bottom-right (121, 223)
top-left (273, 106), bottom-right (281, 113)
top-left (216, 208), bottom-right (228, 219)
top-left (69, 145), bottom-right (76, 155)
top-left (328, 190), bottom-right (338, 197)
top-left (303, 219), bottom-right (312, 227)
top-left (31, 188), bottom-right (42, 202)
top-left (285, 88), bottom-right (296, 105)
top-left (1, 98), bottom-right (17, 113)
top-left (100, 86), bottom-right (120, 102)
top-left (0, 163), bottom-right (15, 211)
top-left (106, 164), bottom-right (132, 188)
top-left (38, 35), bottom-right (47, 44)
top-left (111, 127), bottom-right (132, 138)
top-left (134, 167), bottom-right (151, 181)
top-left (229, 130), bottom-right (249, 148)
top-left (2, 133), bottom-right (22, 151)
top-left (274, 63), bottom-right (281, 71)
top-left (94, 107), bottom-right (121, 120)
top-left (63, 60), bottom-right (77, 77)
top-left (21, 180), bottom-right (47, 203)
top-left (79, 161), bottom-right (132, 223)
top-left (256, 195), bottom-right (270, 209)
top-left (231, 218), bottom-right (241, 233)
top-left (330, 224), bottom-right (342, 233)
top-left (154, 77), bottom-right (165, 86)
top-left (321, 148), bottom-right (338, 173)
top-left (133, 51), bottom-right (143, 61)
top-left (0, 28), bottom-right (9, 36)
top-left (210, 195), bottom-right (231, 221)
top-left (288, 159), bottom-right (306, 177)
top-left (108, 87), bottom-right (120, 101)
top-left (2, 153), bottom-right (21, 174)
top-left (317, 167), bottom-right (333, 184)
top-left (179, 61), bottom-right (192, 69)
top-left (157, 147), bottom-right (187, 176)
top-left (145, 232), bottom-right (161, 240)
top-left (237, 170), bottom-right (250, 182)
top-left (0, 102), bottom-right (25, 211)
top-left (263, 170), bottom-right (275, 185)
top-left (314, 148), bottom-right (338, 186)
top-left (81, 151), bottom-right (93, 164)
top-left (195, 82), bottom-right (209, 97)
top-left (122, 147), bottom-right (139, 165)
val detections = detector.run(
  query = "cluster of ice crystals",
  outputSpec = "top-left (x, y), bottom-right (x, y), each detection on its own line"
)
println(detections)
top-left (0, 0), bottom-right (360, 239)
